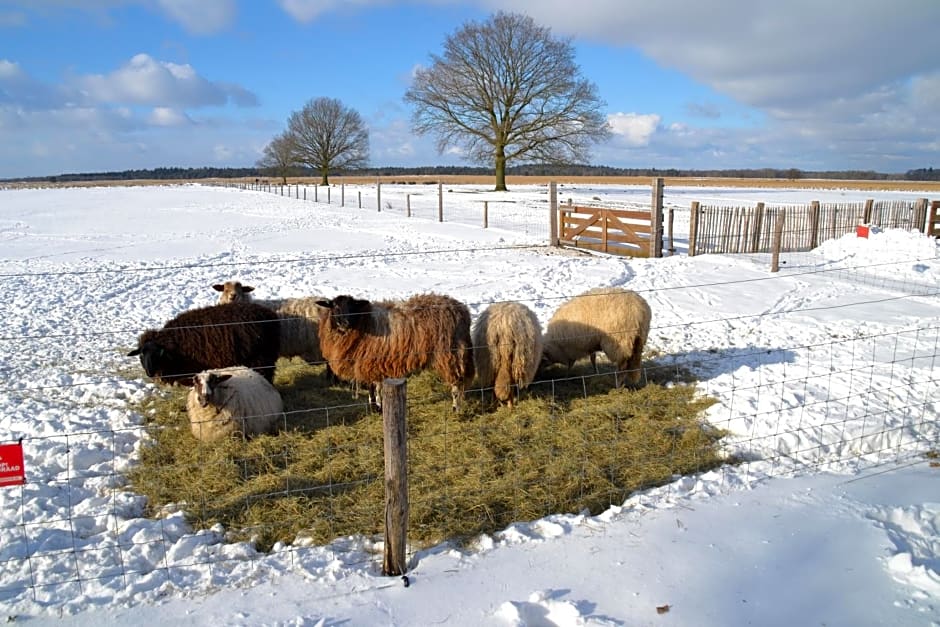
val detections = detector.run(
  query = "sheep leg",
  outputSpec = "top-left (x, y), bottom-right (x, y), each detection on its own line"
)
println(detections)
top-left (450, 385), bottom-right (463, 412)
top-left (590, 352), bottom-right (598, 373)
top-left (368, 383), bottom-right (382, 412)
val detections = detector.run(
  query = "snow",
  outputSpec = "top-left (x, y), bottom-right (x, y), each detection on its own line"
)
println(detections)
top-left (0, 181), bottom-right (938, 626)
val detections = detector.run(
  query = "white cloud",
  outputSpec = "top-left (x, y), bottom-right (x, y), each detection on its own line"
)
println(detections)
top-left (74, 53), bottom-right (259, 108)
top-left (607, 112), bottom-right (659, 147)
top-left (147, 107), bottom-right (190, 126)
top-left (0, 59), bottom-right (23, 79)
top-left (156, 0), bottom-right (236, 34)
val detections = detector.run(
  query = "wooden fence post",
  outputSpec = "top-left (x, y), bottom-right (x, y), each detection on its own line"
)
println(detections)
top-left (377, 181), bottom-right (382, 212)
top-left (314, 185), bottom-right (317, 202)
top-left (406, 194), bottom-right (411, 218)
top-left (382, 378), bottom-right (408, 577)
top-left (667, 207), bottom-right (675, 255)
top-left (358, 191), bottom-right (362, 209)
top-left (750, 202), bottom-right (765, 252)
top-left (863, 199), bottom-right (873, 224)
top-left (327, 186), bottom-right (331, 204)
top-left (341, 183), bottom-right (345, 207)
top-left (914, 198), bottom-right (928, 233)
top-left (438, 182), bottom-right (444, 222)
top-left (483, 201), bottom-right (489, 228)
top-left (688, 201), bottom-right (700, 256)
top-left (809, 201), bottom-right (820, 249)
top-left (549, 181), bottom-right (559, 247)
top-left (770, 209), bottom-right (786, 273)
top-left (650, 177), bottom-right (664, 258)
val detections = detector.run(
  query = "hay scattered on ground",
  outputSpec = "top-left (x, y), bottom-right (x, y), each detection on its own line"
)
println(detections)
top-left (127, 357), bottom-right (725, 551)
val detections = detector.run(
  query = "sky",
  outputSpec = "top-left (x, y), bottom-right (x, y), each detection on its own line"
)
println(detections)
top-left (0, 181), bottom-right (938, 625)
top-left (1, 1), bottom-right (939, 178)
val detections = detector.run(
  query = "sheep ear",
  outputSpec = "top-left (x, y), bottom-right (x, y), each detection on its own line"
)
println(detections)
top-left (212, 284), bottom-right (224, 292)
top-left (127, 348), bottom-right (141, 357)
top-left (242, 286), bottom-right (254, 293)
top-left (214, 374), bottom-right (233, 384)
top-left (316, 299), bottom-right (333, 309)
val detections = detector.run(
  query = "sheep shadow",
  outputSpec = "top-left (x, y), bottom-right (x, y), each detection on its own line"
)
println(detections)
top-left (275, 360), bottom-right (374, 433)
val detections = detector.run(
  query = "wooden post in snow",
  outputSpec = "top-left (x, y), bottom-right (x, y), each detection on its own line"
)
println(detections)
top-left (770, 209), bottom-right (787, 273)
top-left (438, 182), bottom-right (444, 222)
top-left (483, 201), bottom-right (489, 228)
top-left (650, 177), bottom-right (664, 258)
top-left (688, 201), bottom-right (700, 257)
top-left (382, 378), bottom-right (408, 577)
top-left (549, 181), bottom-right (559, 247)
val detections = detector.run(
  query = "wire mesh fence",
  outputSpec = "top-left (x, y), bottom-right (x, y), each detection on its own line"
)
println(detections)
top-left (0, 182), bottom-right (938, 612)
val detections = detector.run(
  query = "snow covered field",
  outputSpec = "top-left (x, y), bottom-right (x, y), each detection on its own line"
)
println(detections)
top-left (0, 182), bottom-right (938, 626)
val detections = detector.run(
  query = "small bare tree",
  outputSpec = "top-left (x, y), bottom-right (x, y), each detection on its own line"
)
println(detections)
top-left (256, 131), bottom-right (296, 184)
top-left (286, 97), bottom-right (369, 186)
top-left (404, 11), bottom-right (610, 191)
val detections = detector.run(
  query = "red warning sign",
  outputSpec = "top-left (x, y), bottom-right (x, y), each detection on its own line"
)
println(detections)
top-left (0, 442), bottom-right (26, 487)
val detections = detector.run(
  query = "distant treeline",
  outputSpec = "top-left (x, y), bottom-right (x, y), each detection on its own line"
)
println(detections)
top-left (5, 164), bottom-right (940, 183)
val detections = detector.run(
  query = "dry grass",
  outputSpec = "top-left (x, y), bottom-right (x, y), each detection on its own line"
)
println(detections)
top-left (8, 176), bottom-right (940, 193)
top-left (126, 356), bottom-right (724, 552)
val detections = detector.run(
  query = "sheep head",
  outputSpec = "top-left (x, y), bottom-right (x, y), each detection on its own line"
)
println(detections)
top-left (317, 295), bottom-right (372, 333)
top-left (192, 371), bottom-right (234, 408)
top-left (212, 281), bottom-right (254, 304)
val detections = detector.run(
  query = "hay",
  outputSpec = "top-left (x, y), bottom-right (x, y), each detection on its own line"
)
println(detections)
top-left (126, 357), bottom-right (724, 551)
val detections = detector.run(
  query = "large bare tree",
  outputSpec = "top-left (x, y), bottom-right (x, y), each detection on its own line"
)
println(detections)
top-left (256, 131), bottom-right (296, 184)
top-left (286, 97), bottom-right (369, 185)
top-left (404, 11), bottom-right (610, 191)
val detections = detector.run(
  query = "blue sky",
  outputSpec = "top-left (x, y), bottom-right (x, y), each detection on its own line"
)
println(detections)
top-left (1, 0), bottom-right (938, 178)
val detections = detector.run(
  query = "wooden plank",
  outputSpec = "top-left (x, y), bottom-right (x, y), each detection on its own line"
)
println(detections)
top-left (382, 378), bottom-right (409, 577)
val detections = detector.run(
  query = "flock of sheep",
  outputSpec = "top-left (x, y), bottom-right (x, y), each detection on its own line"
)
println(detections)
top-left (126, 282), bottom-right (652, 443)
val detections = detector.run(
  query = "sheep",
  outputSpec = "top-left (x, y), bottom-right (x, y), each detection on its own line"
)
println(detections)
top-left (541, 287), bottom-right (651, 387)
top-left (212, 281), bottom-right (326, 366)
top-left (187, 366), bottom-right (284, 442)
top-left (126, 302), bottom-right (281, 386)
top-left (316, 293), bottom-right (475, 411)
top-left (472, 301), bottom-right (543, 408)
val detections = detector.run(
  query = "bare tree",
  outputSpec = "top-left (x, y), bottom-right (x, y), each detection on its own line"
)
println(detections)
top-left (256, 131), bottom-right (296, 184)
top-left (404, 11), bottom-right (610, 191)
top-left (286, 97), bottom-right (369, 185)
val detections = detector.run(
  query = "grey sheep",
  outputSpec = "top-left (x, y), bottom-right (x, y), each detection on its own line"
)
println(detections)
top-left (187, 366), bottom-right (284, 442)
top-left (472, 301), bottom-right (543, 408)
top-left (212, 280), bottom-right (327, 367)
top-left (541, 287), bottom-right (651, 387)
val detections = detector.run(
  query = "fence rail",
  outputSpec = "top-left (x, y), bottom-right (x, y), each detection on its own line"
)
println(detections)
top-left (689, 197), bottom-right (931, 256)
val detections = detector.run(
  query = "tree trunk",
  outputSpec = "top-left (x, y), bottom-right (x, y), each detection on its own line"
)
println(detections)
top-left (320, 168), bottom-right (329, 186)
top-left (494, 147), bottom-right (507, 192)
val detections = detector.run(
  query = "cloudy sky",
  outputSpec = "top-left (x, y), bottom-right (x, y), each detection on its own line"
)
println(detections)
top-left (1, 0), bottom-right (938, 178)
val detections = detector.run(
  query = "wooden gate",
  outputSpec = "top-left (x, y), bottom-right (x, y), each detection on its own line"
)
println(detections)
top-left (929, 200), bottom-right (940, 238)
top-left (559, 205), bottom-right (659, 257)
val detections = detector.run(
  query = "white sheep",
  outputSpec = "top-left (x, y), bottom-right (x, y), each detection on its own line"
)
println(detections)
top-left (541, 287), bottom-right (651, 387)
top-left (186, 366), bottom-right (284, 442)
top-left (472, 301), bottom-right (543, 408)
top-left (212, 281), bottom-right (327, 367)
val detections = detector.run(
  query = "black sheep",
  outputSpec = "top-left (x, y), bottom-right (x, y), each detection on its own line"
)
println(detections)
top-left (127, 302), bottom-right (281, 386)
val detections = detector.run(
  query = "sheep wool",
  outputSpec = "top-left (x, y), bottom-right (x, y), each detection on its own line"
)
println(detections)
top-left (127, 302), bottom-right (281, 386)
top-left (317, 293), bottom-right (475, 411)
top-left (212, 281), bottom-right (327, 365)
top-left (472, 301), bottom-right (543, 408)
top-left (187, 366), bottom-right (284, 442)
top-left (542, 287), bottom-right (651, 387)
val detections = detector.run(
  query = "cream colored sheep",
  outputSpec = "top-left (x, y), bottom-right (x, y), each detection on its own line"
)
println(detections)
top-left (212, 281), bottom-right (327, 366)
top-left (541, 287), bottom-right (651, 387)
top-left (472, 301), bottom-right (543, 408)
top-left (186, 366), bottom-right (284, 442)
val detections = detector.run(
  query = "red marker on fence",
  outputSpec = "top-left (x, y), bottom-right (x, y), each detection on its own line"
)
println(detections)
top-left (0, 441), bottom-right (26, 487)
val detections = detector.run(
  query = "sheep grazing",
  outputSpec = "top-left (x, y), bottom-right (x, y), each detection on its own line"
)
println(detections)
top-left (127, 302), bottom-right (281, 386)
top-left (316, 293), bottom-right (475, 411)
top-left (472, 301), bottom-right (543, 408)
top-left (187, 366), bottom-right (284, 442)
top-left (541, 287), bottom-right (651, 387)
top-left (212, 281), bottom-right (328, 368)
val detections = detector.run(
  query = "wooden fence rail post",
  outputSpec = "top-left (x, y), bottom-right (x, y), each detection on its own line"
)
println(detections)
top-left (382, 378), bottom-right (409, 577)
top-left (650, 177), bottom-right (664, 258)
top-left (771, 209), bottom-right (787, 273)
top-left (377, 181), bottom-right (382, 212)
top-left (483, 201), bottom-right (489, 229)
top-left (688, 201), bottom-right (700, 256)
top-left (438, 182), bottom-right (444, 222)
top-left (549, 181), bottom-right (559, 247)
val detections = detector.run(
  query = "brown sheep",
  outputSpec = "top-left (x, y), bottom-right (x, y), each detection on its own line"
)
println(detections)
top-left (316, 293), bottom-right (475, 411)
